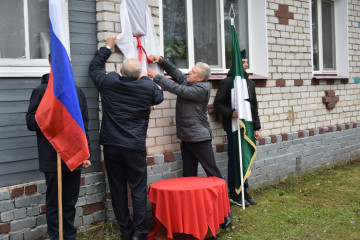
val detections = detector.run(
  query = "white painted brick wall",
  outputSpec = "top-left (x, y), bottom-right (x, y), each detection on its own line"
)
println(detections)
top-left (96, 2), bottom-right (115, 12)
top-left (92, 0), bottom-right (360, 157)
top-left (98, 22), bottom-right (114, 32)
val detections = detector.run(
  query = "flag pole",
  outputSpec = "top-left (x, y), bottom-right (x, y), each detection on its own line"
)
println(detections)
top-left (57, 154), bottom-right (63, 240)
top-left (230, 3), bottom-right (245, 210)
top-left (237, 124), bottom-right (245, 210)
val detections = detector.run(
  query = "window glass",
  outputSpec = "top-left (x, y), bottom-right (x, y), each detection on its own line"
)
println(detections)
top-left (0, 0), bottom-right (49, 60)
top-left (312, 0), bottom-right (319, 71)
top-left (0, 0), bottom-right (25, 58)
top-left (312, 0), bottom-right (336, 72)
top-left (321, 1), bottom-right (335, 70)
top-left (193, 0), bottom-right (220, 67)
top-left (224, 0), bottom-right (248, 69)
top-left (163, 0), bottom-right (188, 68)
top-left (162, 0), bottom-right (249, 70)
top-left (28, 0), bottom-right (50, 59)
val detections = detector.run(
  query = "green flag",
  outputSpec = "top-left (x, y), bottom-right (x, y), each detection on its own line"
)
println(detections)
top-left (231, 25), bottom-right (257, 194)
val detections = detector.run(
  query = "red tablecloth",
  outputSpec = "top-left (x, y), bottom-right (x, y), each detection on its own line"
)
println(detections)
top-left (147, 177), bottom-right (231, 240)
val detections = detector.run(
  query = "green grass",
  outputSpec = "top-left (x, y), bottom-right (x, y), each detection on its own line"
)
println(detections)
top-left (217, 159), bottom-right (360, 240)
top-left (77, 159), bottom-right (360, 240)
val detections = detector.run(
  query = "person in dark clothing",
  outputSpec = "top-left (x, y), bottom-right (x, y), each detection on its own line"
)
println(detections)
top-left (26, 55), bottom-right (91, 240)
top-left (89, 35), bottom-right (164, 240)
top-left (213, 49), bottom-right (261, 207)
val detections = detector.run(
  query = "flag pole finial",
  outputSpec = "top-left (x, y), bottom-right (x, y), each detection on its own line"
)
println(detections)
top-left (229, 4), bottom-right (235, 26)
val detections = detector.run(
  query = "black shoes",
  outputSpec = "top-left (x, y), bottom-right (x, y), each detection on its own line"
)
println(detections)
top-left (244, 192), bottom-right (258, 205)
top-left (230, 192), bottom-right (258, 207)
top-left (229, 194), bottom-right (250, 207)
top-left (121, 235), bottom-right (132, 240)
top-left (131, 235), bottom-right (147, 240)
top-left (121, 234), bottom-right (147, 240)
top-left (220, 211), bottom-right (232, 229)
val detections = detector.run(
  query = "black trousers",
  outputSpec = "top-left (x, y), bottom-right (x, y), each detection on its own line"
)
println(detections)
top-left (181, 140), bottom-right (222, 178)
top-left (103, 145), bottom-right (149, 238)
top-left (44, 170), bottom-right (81, 240)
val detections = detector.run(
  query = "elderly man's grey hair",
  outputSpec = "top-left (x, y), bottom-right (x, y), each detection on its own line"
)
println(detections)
top-left (122, 58), bottom-right (142, 79)
top-left (195, 62), bottom-right (211, 81)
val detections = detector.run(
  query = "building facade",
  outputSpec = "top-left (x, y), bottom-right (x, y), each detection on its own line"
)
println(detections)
top-left (0, 0), bottom-right (359, 239)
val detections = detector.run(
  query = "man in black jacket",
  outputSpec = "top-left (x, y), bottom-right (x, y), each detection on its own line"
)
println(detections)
top-left (89, 35), bottom-right (163, 240)
top-left (213, 50), bottom-right (261, 207)
top-left (26, 55), bottom-right (91, 240)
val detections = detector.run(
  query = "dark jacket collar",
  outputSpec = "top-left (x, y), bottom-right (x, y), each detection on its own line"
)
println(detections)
top-left (41, 73), bottom-right (50, 84)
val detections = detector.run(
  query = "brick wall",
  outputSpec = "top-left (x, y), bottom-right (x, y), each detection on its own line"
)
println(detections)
top-left (0, 172), bottom-right (106, 240)
top-left (95, 0), bottom-right (226, 156)
top-left (262, 0), bottom-right (360, 137)
top-left (95, 0), bottom-right (360, 157)
top-left (104, 122), bottom-right (360, 225)
top-left (96, 0), bottom-right (360, 226)
top-left (2, 1), bottom-right (360, 239)
top-left (96, 0), bottom-right (360, 232)
top-left (250, 122), bottom-right (360, 187)
top-left (348, 0), bottom-right (360, 83)
top-left (1, 122), bottom-right (359, 239)
top-left (104, 147), bottom-right (229, 224)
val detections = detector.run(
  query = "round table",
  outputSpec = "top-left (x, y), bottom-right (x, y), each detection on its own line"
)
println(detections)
top-left (147, 176), bottom-right (231, 240)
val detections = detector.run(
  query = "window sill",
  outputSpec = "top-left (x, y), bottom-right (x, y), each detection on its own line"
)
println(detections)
top-left (249, 74), bottom-right (268, 87)
top-left (207, 73), bottom-right (268, 87)
top-left (312, 74), bottom-right (349, 85)
top-left (0, 66), bottom-right (50, 77)
top-left (165, 72), bottom-right (268, 87)
top-left (208, 73), bottom-right (228, 80)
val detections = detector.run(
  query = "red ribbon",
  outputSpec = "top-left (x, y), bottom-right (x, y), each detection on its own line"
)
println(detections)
top-left (134, 35), bottom-right (151, 63)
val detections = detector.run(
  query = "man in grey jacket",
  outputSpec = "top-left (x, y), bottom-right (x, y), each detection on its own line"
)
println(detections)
top-left (147, 55), bottom-right (222, 179)
top-left (148, 56), bottom-right (232, 231)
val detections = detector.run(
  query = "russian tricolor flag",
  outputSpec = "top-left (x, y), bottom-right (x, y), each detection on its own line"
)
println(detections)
top-left (35, 0), bottom-right (90, 171)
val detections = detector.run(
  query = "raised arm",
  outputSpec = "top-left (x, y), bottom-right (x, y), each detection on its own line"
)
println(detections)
top-left (159, 58), bottom-right (187, 84)
top-left (152, 74), bottom-right (209, 103)
top-left (88, 35), bottom-right (116, 90)
top-left (148, 55), bottom-right (187, 84)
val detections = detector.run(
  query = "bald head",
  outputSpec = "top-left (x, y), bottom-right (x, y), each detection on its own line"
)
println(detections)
top-left (121, 58), bottom-right (142, 79)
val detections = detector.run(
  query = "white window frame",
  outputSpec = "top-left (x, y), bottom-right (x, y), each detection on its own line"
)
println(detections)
top-left (159, 0), bottom-right (268, 77)
top-left (248, 0), bottom-right (268, 77)
top-left (0, 0), bottom-right (70, 78)
top-left (310, 0), bottom-right (349, 77)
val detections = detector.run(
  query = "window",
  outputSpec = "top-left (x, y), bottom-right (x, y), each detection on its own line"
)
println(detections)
top-left (312, 0), bottom-right (335, 71)
top-left (0, 0), bottom-right (69, 77)
top-left (161, 0), bottom-right (267, 74)
top-left (311, 0), bottom-right (349, 76)
top-left (224, 0), bottom-right (249, 69)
